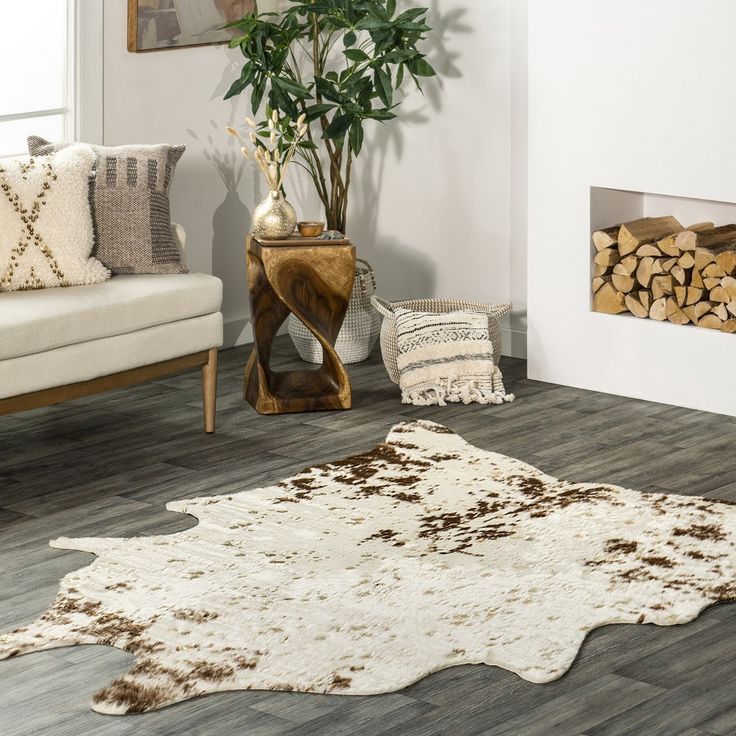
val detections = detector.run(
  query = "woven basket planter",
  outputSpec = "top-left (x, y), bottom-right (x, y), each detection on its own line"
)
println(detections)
top-left (289, 258), bottom-right (381, 364)
top-left (370, 296), bottom-right (512, 384)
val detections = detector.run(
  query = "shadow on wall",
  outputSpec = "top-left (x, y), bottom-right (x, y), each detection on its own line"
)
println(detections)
top-left (349, 2), bottom-right (470, 301)
top-left (187, 115), bottom-right (253, 345)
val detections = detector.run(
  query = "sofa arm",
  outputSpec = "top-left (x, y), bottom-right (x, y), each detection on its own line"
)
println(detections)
top-left (171, 222), bottom-right (186, 266)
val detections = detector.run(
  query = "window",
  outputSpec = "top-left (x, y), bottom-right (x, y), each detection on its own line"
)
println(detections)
top-left (0, 1), bottom-right (75, 157)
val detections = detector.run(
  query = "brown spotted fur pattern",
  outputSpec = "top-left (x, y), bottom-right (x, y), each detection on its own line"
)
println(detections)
top-left (1, 420), bottom-right (734, 714)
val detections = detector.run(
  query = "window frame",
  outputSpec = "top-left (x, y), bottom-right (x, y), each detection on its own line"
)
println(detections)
top-left (75, 0), bottom-right (104, 144)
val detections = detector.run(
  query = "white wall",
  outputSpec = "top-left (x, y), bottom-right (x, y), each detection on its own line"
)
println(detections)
top-left (102, 0), bottom-right (525, 355)
top-left (528, 0), bottom-right (736, 415)
top-left (104, 0), bottom-right (255, 344)
top-left (509, 0), bottom-right (528, 358)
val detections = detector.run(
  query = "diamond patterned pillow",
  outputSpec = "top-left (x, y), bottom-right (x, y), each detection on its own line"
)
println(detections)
top-left (28, 137), bottom-right (186, 275)
top-left (0, 145), bottom-right (109, 292)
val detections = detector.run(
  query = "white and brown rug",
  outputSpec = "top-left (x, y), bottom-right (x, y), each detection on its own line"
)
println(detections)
top-left (1, 420), bottom-right (735, 714)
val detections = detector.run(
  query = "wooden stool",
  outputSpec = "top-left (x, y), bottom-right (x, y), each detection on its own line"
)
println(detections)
top-left (243, 234), bottom-right (356, 414)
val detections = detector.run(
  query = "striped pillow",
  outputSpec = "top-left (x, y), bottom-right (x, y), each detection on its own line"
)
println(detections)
top-left (395, 308), bottom-right (514, 406)
top-left (28, 137), bottom-right (186, 275)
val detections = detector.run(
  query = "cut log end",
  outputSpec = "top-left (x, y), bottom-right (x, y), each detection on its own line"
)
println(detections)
top-left (699, 314), bottom-right (724, 330)
top-left (592, 281), bottom-right (627, 314)
top-left (618, 216), bottom-right (683, 256)
top-left (592, 226), bottom-right (619, 252)
top-left (594, 247), bottom-right (621, 268)
top-left (649, 297), bottom-right (667, 321)
top-left (625, 293), bottom-right (649, 318)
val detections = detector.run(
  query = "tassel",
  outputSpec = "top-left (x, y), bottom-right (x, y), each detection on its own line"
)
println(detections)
top-left (401, 370), bottom-right (515, 407)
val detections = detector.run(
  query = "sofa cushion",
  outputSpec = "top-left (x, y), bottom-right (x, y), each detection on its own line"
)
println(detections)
top-left (0, 273), bottom-right (222, 361)
top-left (0, 313), bottom-right (223, 399)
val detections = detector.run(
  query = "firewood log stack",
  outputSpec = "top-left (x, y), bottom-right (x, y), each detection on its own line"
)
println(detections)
top-left (592, 217), bottom-right (736, 333)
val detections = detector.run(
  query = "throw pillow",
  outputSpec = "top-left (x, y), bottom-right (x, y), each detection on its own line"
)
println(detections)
top-left (0, 145), bottom-right (110, 292)
top-left (27, 137), bottom-right (186, 275)
top-left (395, 308), bottom-right (514, 406)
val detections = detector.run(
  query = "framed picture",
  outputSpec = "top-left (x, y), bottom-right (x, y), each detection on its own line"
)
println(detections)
top-left (127, 0), bottom-right (257, 52)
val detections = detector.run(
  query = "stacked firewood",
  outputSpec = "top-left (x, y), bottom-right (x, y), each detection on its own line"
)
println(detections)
top-left (592, 216), bottom-right (736, 333)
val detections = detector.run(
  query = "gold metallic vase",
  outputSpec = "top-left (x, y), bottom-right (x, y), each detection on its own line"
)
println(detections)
top-left (252, 190), bottom-right (297, 240)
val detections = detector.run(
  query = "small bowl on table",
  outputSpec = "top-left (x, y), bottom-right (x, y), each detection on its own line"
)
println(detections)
top-left (297, 221), bottom-right (325, 238)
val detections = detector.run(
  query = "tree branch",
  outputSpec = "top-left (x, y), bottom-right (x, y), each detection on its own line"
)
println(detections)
top-left (340, 148), bottom-right (353, 232)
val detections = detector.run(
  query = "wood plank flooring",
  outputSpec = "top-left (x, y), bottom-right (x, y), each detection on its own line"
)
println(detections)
top-left (1, 338), bottom-right (735, 735)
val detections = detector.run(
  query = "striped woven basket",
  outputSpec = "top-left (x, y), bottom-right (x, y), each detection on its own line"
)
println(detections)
top-left (370, 296), bottom-right (512, 384)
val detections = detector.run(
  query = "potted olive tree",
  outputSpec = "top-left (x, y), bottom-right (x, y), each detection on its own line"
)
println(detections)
top-left (224, 0), bottom-right (436, 233)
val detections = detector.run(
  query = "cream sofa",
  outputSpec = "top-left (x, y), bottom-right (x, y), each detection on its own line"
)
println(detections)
top-left (0, 225), bottom-right (223, 432)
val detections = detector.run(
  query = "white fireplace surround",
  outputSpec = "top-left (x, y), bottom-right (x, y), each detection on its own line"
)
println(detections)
top-left (527, 0), bottom-right (736, 416)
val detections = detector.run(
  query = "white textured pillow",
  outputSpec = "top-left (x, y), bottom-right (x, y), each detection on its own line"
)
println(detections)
top-left (0, 145), bottom-right (109, 292)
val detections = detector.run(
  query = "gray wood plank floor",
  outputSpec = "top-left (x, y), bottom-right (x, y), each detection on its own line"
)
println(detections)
top-left (1, 338), bottom-right (735, 736)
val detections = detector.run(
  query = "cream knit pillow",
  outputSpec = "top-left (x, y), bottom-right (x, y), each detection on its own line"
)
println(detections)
top-left (0, 145), bottom-right (109, 292)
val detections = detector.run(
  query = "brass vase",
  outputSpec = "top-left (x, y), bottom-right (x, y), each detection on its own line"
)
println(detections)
top-left (252, 190), bottom-right (297, 240)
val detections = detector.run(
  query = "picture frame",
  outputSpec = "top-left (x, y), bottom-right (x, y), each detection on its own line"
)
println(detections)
top-left (127, 0), bottom-right (255, 53)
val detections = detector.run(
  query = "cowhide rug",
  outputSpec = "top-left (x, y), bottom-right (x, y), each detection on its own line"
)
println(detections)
top-left (1, 420), bottom-right (735, 714)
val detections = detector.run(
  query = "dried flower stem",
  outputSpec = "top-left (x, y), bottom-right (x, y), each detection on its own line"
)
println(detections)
top-left (226, 114), bottom-right (307, 193)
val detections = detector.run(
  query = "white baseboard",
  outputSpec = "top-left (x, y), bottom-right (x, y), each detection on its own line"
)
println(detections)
top-left (223, 314), bottom-right (290, 349)
top-left (501, 327), bottom-right (527, 360)
top-left (223, 315), bottom-right (253, 348)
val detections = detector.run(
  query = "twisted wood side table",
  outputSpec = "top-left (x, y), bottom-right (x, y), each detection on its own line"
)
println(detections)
top-left (243, 234), bottom-right (356, 414)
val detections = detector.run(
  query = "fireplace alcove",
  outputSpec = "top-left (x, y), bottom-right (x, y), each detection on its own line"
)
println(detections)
top-left (590, 187), bottom-right (736, 331)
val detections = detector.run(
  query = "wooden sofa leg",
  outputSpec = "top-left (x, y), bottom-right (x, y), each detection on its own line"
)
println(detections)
top-left (202, 348), bottom-right (218, 434)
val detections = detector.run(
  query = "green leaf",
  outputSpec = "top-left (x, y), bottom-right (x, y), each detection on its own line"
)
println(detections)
top-left (356, 17), bottom-right (390, 31)
top-left (363, 108), bottom-right (396, 121)
top-left (357, 76), bottom-right (373, 107)
top-left (270, 85), bottom-right (299, 119)
top-left (397, 21), bottom-right (431, 32)
top-left (300, 3), bottom-right (335, 14)
top-left (271, 75), bottom-right (310, 98)
top-left (222, 16), bottom-right (256, 31)
top-left (344, 48), bottom-right (370, 63)
top-left (254, 34), bottom-right (267, 66)
top-left (365, 2), bottom-right (388, 20)
top-left (315, 76), bottom-right (348, 104)
top-left (395, 7), bottom-right (428, 23)
top-left (224, 76), bottom-right (247, 100)
top-left (250, 76), bottom-right (266, 111)
top-left (343, 30), bottom-right (357, 47)
top-left (383, 49), bottom-right (416, 64)
top-left (349, 119), bottom-right (364, 155)
top-left (324, 113), bottom-right (354, 140)
top-left (386, 0), bottom-right (396, 18)
top-left (269, 47), bottom-right (288, 71)
top-left (408, 57), bottom-right (436, 77)
top-left (224, 62), bottom-right (254, 100)
top-left (342, 102), bottom-right (365, 115)
top-left (374, 67), bottom-right (392, 107)
top-left (325, 15), bottom-right (352, 29)
top-left (228, 34), bottom-right (248, 49)
top-left (395, 62), bottom-right (405, 88)
top-left (304, 103), bottom-right (335, 121)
